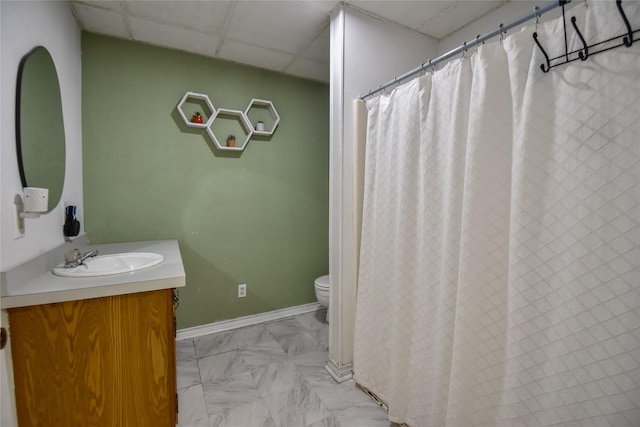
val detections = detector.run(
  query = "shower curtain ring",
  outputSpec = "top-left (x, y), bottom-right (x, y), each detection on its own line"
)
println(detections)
top-left (474, 35), bottom-right (481, 53)
top-left (460, 41), bottom-right (467, 60)
top-left (421, 62), bottom-right (431, 76)
top-left (499, 23), bottom-right (505, 42)
top-left (533, 6), bottom-right (540, 31)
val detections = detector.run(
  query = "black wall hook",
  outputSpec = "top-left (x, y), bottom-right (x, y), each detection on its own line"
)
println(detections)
top-left (571, 16), bottom-right (589, 60)
top-left (616, 0), bottom-right (634, 47)
top-left (533, 32), bottom-right (551, 73)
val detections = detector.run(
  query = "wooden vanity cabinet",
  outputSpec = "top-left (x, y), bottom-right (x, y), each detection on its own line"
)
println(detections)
top-left (8, 288), bottom-right (177, 427)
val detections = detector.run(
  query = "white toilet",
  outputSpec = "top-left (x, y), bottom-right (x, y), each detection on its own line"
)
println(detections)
top-left (314, 275), bottom-right (330, 322)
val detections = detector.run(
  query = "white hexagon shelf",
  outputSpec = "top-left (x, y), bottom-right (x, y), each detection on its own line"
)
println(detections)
top-left (177, 91), bottom-right (216, 129)
top-left (206, 108), bottom-right (254, 152)
top-left (244, 99), bottom-right (280, 136)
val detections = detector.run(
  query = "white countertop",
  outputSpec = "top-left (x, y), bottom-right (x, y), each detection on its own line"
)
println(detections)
top-left (0, 240), bottom-right (185, 309)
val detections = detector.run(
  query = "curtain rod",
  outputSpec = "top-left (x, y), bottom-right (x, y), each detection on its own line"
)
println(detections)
top-left (361, 0), bottom-right (571, 100)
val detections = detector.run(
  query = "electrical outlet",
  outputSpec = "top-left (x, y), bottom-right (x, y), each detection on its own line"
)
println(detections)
top-left (238, 284), bottom-right (247, 298)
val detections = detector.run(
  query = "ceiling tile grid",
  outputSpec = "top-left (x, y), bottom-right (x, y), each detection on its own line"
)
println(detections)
top-left (70, 0), bottom-right (507, 83)
top-left (128, 16), bottom-right (222, 58)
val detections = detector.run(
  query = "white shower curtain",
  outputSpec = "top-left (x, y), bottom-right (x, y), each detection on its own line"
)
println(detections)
top-left (354, 3), bottom-right (639, 426)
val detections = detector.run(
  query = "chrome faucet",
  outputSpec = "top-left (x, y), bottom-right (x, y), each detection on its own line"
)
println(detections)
top-left (64, 249), bottom-right (98, 268)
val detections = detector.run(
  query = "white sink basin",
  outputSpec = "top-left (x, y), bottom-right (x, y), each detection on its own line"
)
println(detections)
top-left (52, 252), bottom-right (164, 277)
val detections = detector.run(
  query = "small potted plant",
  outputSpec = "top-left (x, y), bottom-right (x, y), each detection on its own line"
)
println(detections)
top-left (227, 134), bottom-right (236, 147)
top-left (191, 112), bottom-right (203, 124)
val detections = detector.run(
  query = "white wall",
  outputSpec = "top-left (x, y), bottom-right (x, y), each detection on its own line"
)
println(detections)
top-left (0, 2), bottom-right (81, 425)
top-left (327, 4), bottom-right (438, 380)
top-left (1, 1), bottom-right (83, 272)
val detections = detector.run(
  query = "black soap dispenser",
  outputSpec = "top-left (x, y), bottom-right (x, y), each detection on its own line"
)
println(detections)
top-left (63, 205), bottom-right (81, 237)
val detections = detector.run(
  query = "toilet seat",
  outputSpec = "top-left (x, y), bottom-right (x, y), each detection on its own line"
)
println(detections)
top-left (314, 275), bottom-right (330, 323)
top-left (314, 275), bottom-right (330, 290)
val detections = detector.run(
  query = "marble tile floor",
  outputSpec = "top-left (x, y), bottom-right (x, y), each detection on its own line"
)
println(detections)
top-left (176, 308), bottom-right (390, 427)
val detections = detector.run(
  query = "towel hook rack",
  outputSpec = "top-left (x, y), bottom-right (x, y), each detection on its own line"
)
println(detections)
top-left (533, 32), bottom-right (552, 72)
top-left (570, 16), bottom-right (589, 60)
top-left (616, 0), bottom-right (634, 46)
top-left (532, 0), bottom-right (637, 73)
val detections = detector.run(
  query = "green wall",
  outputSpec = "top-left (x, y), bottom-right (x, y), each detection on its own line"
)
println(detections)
top-left (81, 34), bottom-right (329, 329)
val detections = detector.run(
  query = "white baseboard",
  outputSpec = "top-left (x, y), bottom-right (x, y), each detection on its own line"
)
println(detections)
top-left (177, 302), bottom-right (323, 340)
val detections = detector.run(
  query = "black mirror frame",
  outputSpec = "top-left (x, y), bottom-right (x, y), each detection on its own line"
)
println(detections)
top-left (14, 46), bottom-right (39, 189)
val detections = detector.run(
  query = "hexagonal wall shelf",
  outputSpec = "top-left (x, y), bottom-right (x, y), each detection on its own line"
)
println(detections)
top-left (177, 92), bottom-right (216, 129)
top-left (244, 99), bottom-right (280, 136)
top-left (206, 108), bottom-right (254, 152)
top-left (176, 92), bottom-right (279, 153)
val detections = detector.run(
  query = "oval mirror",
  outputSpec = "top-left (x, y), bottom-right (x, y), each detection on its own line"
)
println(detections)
top-left (16, 46), bottom-right (66, 212)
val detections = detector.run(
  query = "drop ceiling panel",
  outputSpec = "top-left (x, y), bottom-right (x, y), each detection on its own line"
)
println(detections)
top-left (419, 1), bottom-right (503, 39)
top-left (74, 0), bottom-right (122, 12)
top-left (306, 1), bottom-right (342, 16)
top-left (72, 2), bottom-right (130, 38)
top-left (129, 17), bottom-right (221, 58)
top-left (124, 0), bottom-right (232, 36)
top-left (351, 0), bottom-right (455, 31)
top-left (218, 39), bottom-right (294, 73)
top-left (226, 1), bottom-right (331, 54)
top-left (70, 0), bottom-right (509, 83)
top-left (300, 25), bottom-right (330, 62)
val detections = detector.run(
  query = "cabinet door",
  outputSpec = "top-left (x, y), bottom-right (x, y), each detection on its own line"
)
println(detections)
top-left (8, 289), bottom-right (177, 427)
